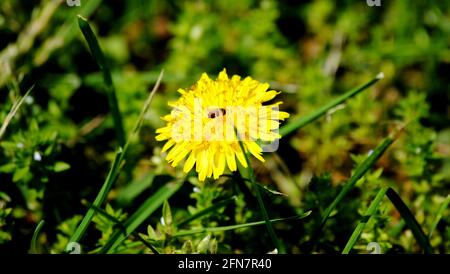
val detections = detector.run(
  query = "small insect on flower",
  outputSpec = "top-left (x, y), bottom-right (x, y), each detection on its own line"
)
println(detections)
top-left (155, 69), bottom-right (289, 181)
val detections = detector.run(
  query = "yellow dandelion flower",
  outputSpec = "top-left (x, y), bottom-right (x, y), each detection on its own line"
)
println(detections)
top-left (155, 69), bottom-right (289, 181)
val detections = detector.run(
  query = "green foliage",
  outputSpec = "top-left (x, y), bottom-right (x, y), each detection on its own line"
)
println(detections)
top-left (0, 0), bottom-right (448, 254)
top-left (0, 193), bottom-right (12, 244)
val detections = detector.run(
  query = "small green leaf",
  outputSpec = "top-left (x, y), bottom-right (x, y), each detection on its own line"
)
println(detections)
top-left (147, 225), bottom-right (158, 240)
top-left (197, 234), bottom-right (211, 254)
top-left (13, 166), bottom-right (29, 182)
top-left (162, 200), bottom-right (173, 227)
top-left (182, 240), bottom-right (194, 254)
top-left (0, 163), bottom-right (16, 173)
top-left (209, 238), bottom-right (218, 254)
top-left (54, 162), bottom-right (70, 172)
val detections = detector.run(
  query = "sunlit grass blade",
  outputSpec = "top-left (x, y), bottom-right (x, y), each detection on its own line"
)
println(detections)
top-left (30, 220), bottom-right (45, 254)
top-left (0, 86), bottom-right (34, 141)
top-left (174, 211), bottom-right (311, 238)
top-left (235, 129), bottom-right (284, 254)
top-left (77, 15), bottom-right (125, 146)
top-left (100, 178), bottom-right (184, 254)
top-left (85, 202), bottom-right (160, 254)
top-left (342, 187), bottom-right (388, 254)
top-left (386, 188), bottom-right (433, 254)
top-left (66, 70), bottom-right (163, 251)
top-left (67, 148), bottom-right (123, 249)
top-left (320, 136), bottom-right (394, 229)
top-left (279, 73), bottom-right (384, 137)
top-left (429, 195), bottom-right (450, 238)
top-left (177, 196), bottom-right (237, 228)
top-left (34, 0), bottom-right (102, 67)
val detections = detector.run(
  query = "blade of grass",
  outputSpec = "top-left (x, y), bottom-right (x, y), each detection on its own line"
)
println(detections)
top-left (223, 174), bottom-right (287, 197)
top-left (0, 86), bottom-right (34, 141)
top-left (236, 129), bottom-right (285, 254)
top-left (34, 0), bottom-right (102, 67)
top-left (320, 135), bottom-right (395, 229)
top-left (174, 211), bottom-right (311, 237)
top-left (66, 70), bottom-right (163, 251)
top-left (386, 188), bottom-right (433, 254)
top-left (77, 15), bottom-right (125, 146)
top-left (177, 196), bottom-right (237, 228)
top-left (100, 178), bottom-right (184, 254)
top-left (342, 187), bottom-right (388, 254)
top-left (279, 73), bottom-right (384, 137)
top-left (429, 195), bottom-right (450, 238)
top-left (67, 148), bottom-right (123, 249)
top-left (308, 130), bottom-right (400, 251)
top-left (30, 220), bottom-right (45, 254)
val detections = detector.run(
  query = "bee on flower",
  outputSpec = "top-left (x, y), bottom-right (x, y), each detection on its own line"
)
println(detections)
top-left (156, 69), bottom-right (289, 181)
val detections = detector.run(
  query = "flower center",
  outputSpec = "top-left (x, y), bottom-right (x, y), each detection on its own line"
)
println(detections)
top-left (207, 108), bottom-right (226, 119)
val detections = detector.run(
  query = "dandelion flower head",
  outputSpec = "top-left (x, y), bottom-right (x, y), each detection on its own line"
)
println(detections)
top-left (156, 69), bottom-right (289, 181)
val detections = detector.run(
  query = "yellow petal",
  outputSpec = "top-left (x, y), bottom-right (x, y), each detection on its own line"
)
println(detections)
top-left (245, 141), bottom-right (265, 162)
top-left (155, 133), bottom-right (169, 141)
top-left (172, 147), bottom-right (191, 167)
top-left (262, 90), bottom-right (279, 102)
top-left (183, 151), bottom-right (197, 173)
top-left (213, 148), bottom-right (226, 179)
top-left (218, 69), bottom-right (228, 81)
top-left (226, 147), bottom-right (237, 171)
top-left (235, 149), bottom-right (248, 168)
top-left (161, 139), bottom-right (175, 152)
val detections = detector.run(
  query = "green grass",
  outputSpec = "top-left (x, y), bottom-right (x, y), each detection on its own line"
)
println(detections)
top-left (67, 19), bottom-right (165, 248)
top-left (1, 0), bottom-right (447, 255)
top-left (173, 212), bottom-right (311, 238)
top-left (0, 86), bottom-right (34, 141)
top-left (30, 220), bottom-right (45, 254)
top-left (342, 187), bottom-right (389, 254)
top-left (77, 15), bottom-right (125, 146)
top-left (236, 129), bottom-right (284, 254)
top-left (67, 148), bottom-right (123, 248)
top-left (319, 136), bottom-right (395, 231)
top-left (386, 188), bottom-right (433, 254)
top-left (100, 178), bottom-right (184, 253)
top-left (279, 73), bottom-right (384, 137)
top-left (429, 195), bottom-right (450, 239)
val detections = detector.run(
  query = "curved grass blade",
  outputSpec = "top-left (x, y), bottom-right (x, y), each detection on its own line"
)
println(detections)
top-left (30, 220), bottom-right (45, 254)
top-left (429, 195), bottom-right (450, 238)
top-left (279, 73), bottom-right (384, 137)
top-left (100, 178), bottom-right (184, 254)
top-left (236, 129), bottom-right (284, 254)
top-left (386, 188), bottom-right (433, 254)
top-left (342, 187), bottom-right (388, 254)
top-left (78, 15), bottom-right (125, 146)
top-left (67, 148), bottom-right (123, 249)
top-left (34, 0), bottom-right (102, 67)
top-left (307, 132), bottom-right (398, 252)
top-left (174, 211), bottom-right (311, 238)
top-left (66, 71), bottom-right (163, 251)
top-left (0, 85), bottom-right (34, 141)
top-left (177, 196), bottom-right (237, 228)
top-left (320, 136), bottom-right (394, 229)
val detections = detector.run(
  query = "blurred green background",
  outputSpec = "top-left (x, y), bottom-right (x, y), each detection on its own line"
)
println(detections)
top-left (0, 0), bottom-right (448, 254)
